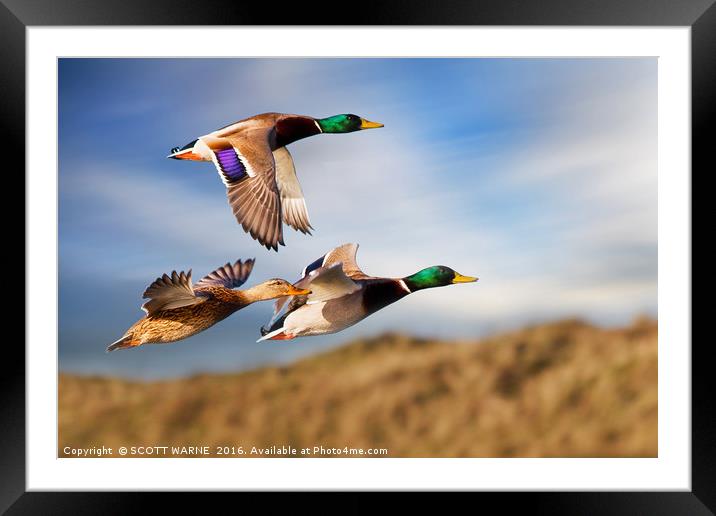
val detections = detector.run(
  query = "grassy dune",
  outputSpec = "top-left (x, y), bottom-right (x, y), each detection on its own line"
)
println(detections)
top-left (59, 318), bottom-right (657, 458)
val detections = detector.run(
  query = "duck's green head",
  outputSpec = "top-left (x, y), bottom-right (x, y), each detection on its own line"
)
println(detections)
top-left (404, 266), bottom-right (478, 292)
top-left (317, 114), bottom-right (384, 134)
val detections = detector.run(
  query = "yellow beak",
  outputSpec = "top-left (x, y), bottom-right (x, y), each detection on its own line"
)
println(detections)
top-left (286, 287), bottom-right (312, 296)
top-left (360, 118), bottom-right (384, 129)
top-left (452, 273), bottom-right (478, 284)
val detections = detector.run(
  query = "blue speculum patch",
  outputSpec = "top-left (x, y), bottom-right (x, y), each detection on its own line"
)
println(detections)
top-left (215, 148), bottom-right (246, 181)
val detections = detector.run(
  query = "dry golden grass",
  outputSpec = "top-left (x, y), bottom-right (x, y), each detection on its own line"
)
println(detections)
top-left (59, 318), bottom-right (657, 457)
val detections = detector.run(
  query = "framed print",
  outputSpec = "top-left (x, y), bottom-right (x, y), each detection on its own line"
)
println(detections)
top-left (7, 0), bottom-right (709, 512)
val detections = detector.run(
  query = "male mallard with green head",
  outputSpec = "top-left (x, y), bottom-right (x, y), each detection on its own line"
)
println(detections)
top-left (258, 244), bottom-right (478, 341)
top-left (169, 113), bottom-right (384, 251)
top-left (108, 259), bottom-right (310, 351)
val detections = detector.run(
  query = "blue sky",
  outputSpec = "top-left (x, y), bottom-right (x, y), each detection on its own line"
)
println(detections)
top-left (59, 58), bottom-right (657, 379)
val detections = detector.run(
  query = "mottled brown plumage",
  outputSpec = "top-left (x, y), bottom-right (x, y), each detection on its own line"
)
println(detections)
top-left (107, 259), bottom-right (309, 352)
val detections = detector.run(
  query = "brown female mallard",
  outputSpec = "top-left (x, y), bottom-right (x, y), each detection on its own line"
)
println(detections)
top-left (107, 259), bottom-right (309, 351)
top-left (168, 112), bottom-right (383, 251)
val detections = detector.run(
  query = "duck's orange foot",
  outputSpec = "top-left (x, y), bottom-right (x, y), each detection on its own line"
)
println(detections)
top-left (268, 331), bottom-right (295, 341)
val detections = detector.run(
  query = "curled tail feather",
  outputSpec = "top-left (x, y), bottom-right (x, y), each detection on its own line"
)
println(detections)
top-left (106, 335), bottom-right (137, 352)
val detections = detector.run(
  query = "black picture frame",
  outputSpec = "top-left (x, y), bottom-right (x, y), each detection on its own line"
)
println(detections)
top-left (6, 0), bottom-right (707, 512)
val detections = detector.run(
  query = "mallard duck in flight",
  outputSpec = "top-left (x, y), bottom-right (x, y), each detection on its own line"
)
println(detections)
top-left (168, 112), bottom-right (384, 251)
top-left (107, 259), bottom-right (310, 351)
top-left (258, 243), bottom-right (478, 341)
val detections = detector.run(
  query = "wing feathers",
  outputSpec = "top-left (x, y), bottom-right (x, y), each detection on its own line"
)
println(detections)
top-left (273, 147), bottom-right (313, 234)
top-left (263, 262), bottom-right (359, 335)
top-left (227, 176), bottom-right (283, 251)
top-left (323, 243), bottom-right (371, 280)
top-left (195, 258), bottom-right (255, 290)
top-left (305, 263), bottom-right (361, 304)
top-left (141, 270), bottom-right (205, 315)
top-left (201, 130), bottom-right (313, 250)
top-left (219, 128), bottom-right (284, 250)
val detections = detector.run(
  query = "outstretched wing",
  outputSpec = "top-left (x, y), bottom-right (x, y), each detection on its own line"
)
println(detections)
top-left (270, 243), bottom-right (367, 317)
top-left (304, 263), bottom-right (360, 304)
top-left (195, 258), bottom-right (255, 290)
top-left (322, 243), bottom-right (372, 281)
top-left (274, 146), bottom-right (313, 235)
top-left (141, 270), bottom-right (205, 315)
top-left (263, 263), bottom-right (359, 333)
top-left (204, 127), bottom-right (284, 251)
top-left (226, 129), bottom-right (283, 251)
